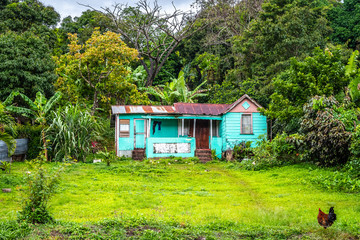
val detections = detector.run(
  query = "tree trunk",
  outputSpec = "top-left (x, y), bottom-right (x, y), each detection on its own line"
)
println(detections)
top-left (92, 91), bottom-right (99, 115)
top-left (42, 128), bottom-right (48, 161)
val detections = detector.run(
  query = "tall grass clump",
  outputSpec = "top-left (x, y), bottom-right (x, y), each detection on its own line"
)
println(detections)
top-left (47, 104), bottom-right (102, 162)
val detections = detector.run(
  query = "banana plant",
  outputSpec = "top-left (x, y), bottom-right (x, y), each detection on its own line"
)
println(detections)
top-left (142, 69), bottom-right (208, 105)
top-left (5, 91), bottom-right (61, 161)
top-left (345, 50), bottom-right (360, 105)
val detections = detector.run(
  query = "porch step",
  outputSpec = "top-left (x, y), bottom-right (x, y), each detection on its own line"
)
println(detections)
top-left (132, 149), bottom-right (145, 160)
top-left (195, 149), bottom-right (212, 162)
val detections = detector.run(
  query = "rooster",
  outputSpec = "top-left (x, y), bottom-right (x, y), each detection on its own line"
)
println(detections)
top-left (318, 207), bottom-right (336, 229)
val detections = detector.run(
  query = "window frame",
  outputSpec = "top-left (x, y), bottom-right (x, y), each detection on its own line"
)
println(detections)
top-left (119, 119), bottom-right (130, 137)
top-left (241, 114), bottom-right (253, 134)
top-left (212, 120), bottom-right (220, 137)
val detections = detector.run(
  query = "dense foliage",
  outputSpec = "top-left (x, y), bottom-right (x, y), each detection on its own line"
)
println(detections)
top-left (0, 31), bottom-right (57, 101)
top-left (300, 96), bottom-right (352, 166)
top-left (328, 0), bottom-right (360, 49)
top-left (265, 47), bottom-right (350, 133)
top-left (47, 104), bottom-right (102, 162)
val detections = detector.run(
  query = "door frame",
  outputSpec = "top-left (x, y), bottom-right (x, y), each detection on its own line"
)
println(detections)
top-left (134, 119), bottom-right (147, 149)
top-left (195, 119), bottom-right (210, 149)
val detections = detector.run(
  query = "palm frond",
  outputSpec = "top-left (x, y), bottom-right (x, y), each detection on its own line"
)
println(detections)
top-left (2, 91), bottom-right (20, 106)
top-left (17, 92), bottom-right (38, 111)
top-left (345, 50), bottom-right (359, 77)
top-left (6, 106), bottom-right (34, 118)
top-left (44, 92), bottom-right (62, 114)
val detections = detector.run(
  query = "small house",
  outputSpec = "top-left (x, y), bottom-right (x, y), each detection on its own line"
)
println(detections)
top-left (111, 94), bottom-right (267, 161)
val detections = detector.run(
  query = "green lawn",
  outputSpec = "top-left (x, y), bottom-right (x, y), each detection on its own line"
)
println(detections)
top-left (0, 160), bottom-right (359, 239)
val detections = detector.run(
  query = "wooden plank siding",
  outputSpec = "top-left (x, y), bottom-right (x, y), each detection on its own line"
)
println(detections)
top-left (223, 112), bottom-right (267, 150)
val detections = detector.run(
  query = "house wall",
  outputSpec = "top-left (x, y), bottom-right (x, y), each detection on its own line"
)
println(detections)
top-left (230, 99), bottom-right (260, 113)
top-left (210, 136), bottom-right (222, 158)
top-left (150, 119), bottom-right (178, 138)
top-left (146, 137), bottom-right (196, 158)
top-left (117, 114), bottom-right (144, 157)
top-left (222, 112), bottom-right (267, 150)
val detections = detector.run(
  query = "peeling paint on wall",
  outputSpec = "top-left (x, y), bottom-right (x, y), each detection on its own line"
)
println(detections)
top-left (153, 143), bottom-right (191, 154)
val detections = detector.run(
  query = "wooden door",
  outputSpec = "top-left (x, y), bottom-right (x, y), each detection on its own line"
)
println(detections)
top-left (195, 120), bottom-right (209, 149)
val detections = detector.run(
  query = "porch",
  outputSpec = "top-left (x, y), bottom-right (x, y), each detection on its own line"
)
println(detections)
top-left (128, 116), bottom-right (223, 160)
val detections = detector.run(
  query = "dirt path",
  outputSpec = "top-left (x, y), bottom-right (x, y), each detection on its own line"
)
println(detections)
top-left (207, 164), bottom-right (265, 208)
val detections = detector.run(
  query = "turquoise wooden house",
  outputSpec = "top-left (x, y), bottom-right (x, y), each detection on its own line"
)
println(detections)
top-left (111, 94), bottom-right (267, 161)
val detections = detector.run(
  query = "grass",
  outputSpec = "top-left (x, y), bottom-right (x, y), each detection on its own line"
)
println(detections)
top-left (0, 160), bottom-right (359, 239)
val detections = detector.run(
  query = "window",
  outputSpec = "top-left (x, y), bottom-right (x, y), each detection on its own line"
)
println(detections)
top-left (183, 119), bottom-right (191, 136)
top-left (119, 119), bottom-right (130, 137)
top-left (212, 120), bottom-right (220, 137)
top-left (241, 114), bottom-right (252, 134)
top-left (178, 119), bottom-right (192, 136)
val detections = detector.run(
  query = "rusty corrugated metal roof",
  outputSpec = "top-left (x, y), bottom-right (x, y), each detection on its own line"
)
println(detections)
top-left (111, 105), bottom-right (176, 114)
top-left (174, 103), bottom-right (230, 115)
top-left (112, 95), bottom-right (263, 116)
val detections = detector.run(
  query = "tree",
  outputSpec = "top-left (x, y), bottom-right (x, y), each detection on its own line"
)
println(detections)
top-left (264, 47), bottom-right (351, 133)
top-left (0, 31), bottom-right (57, 101)
top-left (178, 0), bottom-right (265, 89)
top-left (55, 29), bottom-right (148, 114)
top-left (56, 10), bottom-right (113, 55)
top-left (228, 0), bottom-right (333, 107)
top-left (101, 0), bottom-right (205, 86)
top-left (328, 0), bottom-right (360, 49)
top-left (143, 69), bottom-right (208, 105)
top-left (0, 0), bottom-right (60, 48)
top-left (5, 91), bottom-right (62, 161)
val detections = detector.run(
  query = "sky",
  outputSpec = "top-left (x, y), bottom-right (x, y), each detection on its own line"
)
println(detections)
top-left (41, 0), bottom-right (195, 21)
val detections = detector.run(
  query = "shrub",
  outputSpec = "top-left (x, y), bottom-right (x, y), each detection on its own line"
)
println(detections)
top-left (300, 96), bottom-right (352, 166)
top-left (47, 104), bottom-right (102, 162)
top-left (97, 147), bottom-right (117, 166)
top-left (18, 154), bottom-right (65, 224)
top-left (242, 134), bottom-right (303, 170)
top-left (233, 141), bottom-right (252, 161)
top-left (350, 125), bottom-right (360, 160)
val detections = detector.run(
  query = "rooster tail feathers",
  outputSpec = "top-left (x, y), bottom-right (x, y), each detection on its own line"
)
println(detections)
top-left (328, 207), bottom-right (337, 222)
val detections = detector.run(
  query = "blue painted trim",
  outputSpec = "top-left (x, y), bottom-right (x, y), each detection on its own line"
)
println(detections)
top-left (142, 115), bottom-right (222, 120)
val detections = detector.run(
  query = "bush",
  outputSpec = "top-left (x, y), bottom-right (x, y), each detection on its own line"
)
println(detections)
top-left (97, 148), bottom-right (117, 166)
top-left (18, 154), bottom-right (65, 224)
top-left (233, 141), bottom-right (252, 161)
top-left (350, 125), bottom-right (360, 160)
top-left (300, 96), bottom-right (352, 166)
top-left (242, 134), bottom-right (303, 170)
top-left (47, 104), bottom-right (102, 162)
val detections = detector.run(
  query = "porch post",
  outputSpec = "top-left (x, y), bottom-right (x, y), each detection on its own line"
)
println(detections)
top-left (147, 118), bottom-right (151, 138)
top-left (210, 119), bottom-right (213, 149)
top-left (193, 119), bottom-right (196, 137)
top-left (181, 119), bottom-right (184, 136)
top-left (115, 115), bottom-right (119, 156)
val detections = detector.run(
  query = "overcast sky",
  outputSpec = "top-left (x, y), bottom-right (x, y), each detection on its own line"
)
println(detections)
top-left (41, 0), bottom-right (194, 21)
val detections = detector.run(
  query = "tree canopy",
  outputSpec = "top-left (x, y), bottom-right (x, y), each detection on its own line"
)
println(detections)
top-left (0, 31), bottom-right (57, 101)
top-left (55, 29), bottom-right (149, 114)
